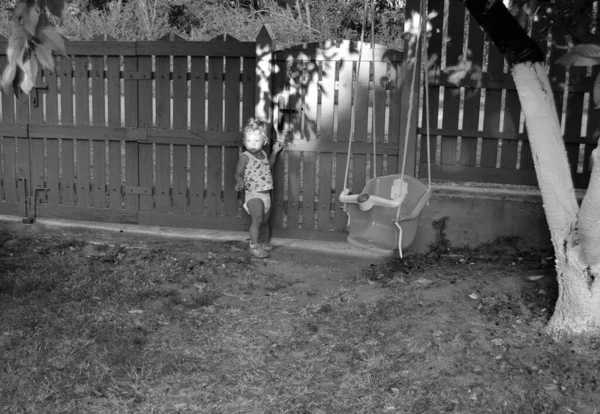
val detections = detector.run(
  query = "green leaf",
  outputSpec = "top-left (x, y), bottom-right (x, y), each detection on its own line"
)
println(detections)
top-left (1, 62), bottom-right (17, 95)
top-left (19, 50), bottom-right (37, 94)
top-left (12, 2), bottom-right (27, 20)
top-left (33, 43), bottom-right (54, 71)
top-left (13, 66), bottom-right (24, 99)
top-left (22, 6), bottom-right (39, 36)
top-left (47, 0), bottom-right (64, 19)
top-left (38, 27), bottom-right (67, 57)
top-left (557, 44), bottom-right (600, 67)
top-left (7, 27), bottom-right (28, 64)
top-left (593, 73), bottom-right (600, 109)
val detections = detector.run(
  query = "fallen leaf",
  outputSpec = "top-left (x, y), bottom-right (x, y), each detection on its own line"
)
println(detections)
top-left (491, 338), bottom-right (503, 346)
top-left (528, 275), bottom-right (544, 281)
top-left (128, 309), bottom-right (143, 314)
top-left (415, 278), bottom-right (433, 285)
top-left (469, 293), bottom-right (479, 300)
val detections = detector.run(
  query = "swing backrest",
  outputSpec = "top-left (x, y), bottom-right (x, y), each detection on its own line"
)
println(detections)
top-left (362, 174), bottom-right (430, 219)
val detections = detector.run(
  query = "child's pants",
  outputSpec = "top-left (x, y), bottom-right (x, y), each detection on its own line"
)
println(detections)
top-left (244, 191), bottom-right (271, 215)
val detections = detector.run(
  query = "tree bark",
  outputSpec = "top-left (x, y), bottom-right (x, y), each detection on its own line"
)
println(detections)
top-left (511, 63), bottom-right (579, 246)
top-left (577, 148), bottom-right (600, 266)
top-left (546, 243), bottom-right (600, 337)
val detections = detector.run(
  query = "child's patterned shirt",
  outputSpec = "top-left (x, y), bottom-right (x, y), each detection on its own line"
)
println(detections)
top-left (243, 150), bottom-right (273, 192)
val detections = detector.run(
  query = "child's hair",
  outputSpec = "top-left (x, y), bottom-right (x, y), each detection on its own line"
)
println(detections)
top-left (243, 118), bottom-right (268, 142)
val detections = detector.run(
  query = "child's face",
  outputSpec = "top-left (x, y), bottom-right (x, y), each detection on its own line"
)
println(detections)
top-left (244, 131), bottom-right (267, 152)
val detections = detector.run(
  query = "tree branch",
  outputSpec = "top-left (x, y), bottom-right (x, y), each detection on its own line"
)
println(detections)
top-left (462, 0), bottom-right (544, 65)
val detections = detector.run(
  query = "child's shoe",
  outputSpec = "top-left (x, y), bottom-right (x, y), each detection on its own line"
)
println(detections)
top-left (262, 243), bottom-right (274, 252)
top-left (249, 243), bottom-right (269, 258)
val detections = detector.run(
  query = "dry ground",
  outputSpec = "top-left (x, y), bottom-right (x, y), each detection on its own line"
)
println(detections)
top-left (1, 220), bottom-right (600, 413)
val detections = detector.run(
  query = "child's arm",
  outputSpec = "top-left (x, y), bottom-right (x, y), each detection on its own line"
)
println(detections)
top-left (234, 154), bottom-right (249, 191)
top-left (269, 132), bottom-right (285, 168)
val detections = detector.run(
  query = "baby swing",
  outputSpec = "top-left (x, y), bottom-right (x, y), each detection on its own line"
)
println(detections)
top-left (339, 0), bottom-right (432, 257)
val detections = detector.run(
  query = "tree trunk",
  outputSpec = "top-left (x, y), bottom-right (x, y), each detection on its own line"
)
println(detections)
top-left (577, 149), bottom-right (600, 266)
top-left (511, 63), bottom-right (579, 247)
top-left (462, 0), bottom-right (600, 337)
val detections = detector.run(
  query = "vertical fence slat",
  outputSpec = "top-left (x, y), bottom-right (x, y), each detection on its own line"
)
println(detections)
top-left (173, 55), bottom-right (188, 129)
top-left (302, 151), bottom-right (316, 229)
top-left (303, 61), bottom-right (318, 141)
top-left (354, 60), bottom-right (370, 142)
top-left (565, 66), bottom-right (586, 186)
top-left (420, 0), bottom-right (443, 175)
top-left (189, 56), bottom-right (206, 215)
top-left (317, 153), bottom-right (332, 230)
top-left (272, 60), bottom-right (286, 228)
top-left (334, 154), bottom-right (348, 231)
top-left (207, 55), bottom-right (224, 215)
top-left (440, 3), bottom-right (464, 167)
top-left (352, 59), bottom-right (369, 192)
top-left (373, 61), bottom-right (386, 145)
top-left (335, 59), bottom-right (352, 228)
top-left (74, 56), bottom-right (90, 207)
top-left (62, 139), bottom-right (75, 206)
top-left (155, 52), bottom-right (171, 213)
top-left (46, 139), bottom-right (59, 204)
top-left (91, 51), bottom-right (106, 208)
top-left (172, 145), bottom-right (187, 214)
top-left (16, 90), bottom-right (29, 205)
top-left (44, 61), bottom-right (60, 205)
top-left (57, 55), bottom-right (75, 206)
top-left (172, 52), bottom-right (189, 214)
top-left (287, 61), bottom-right (303, 227)
top-left (30, 67), bottom-right (45, 198)
top-left (460, 16), bottom-right (485, 167)
top-left (224, 51), bottom-right (241, 217)
top-left (500, 93), bottom-right (521, 170)
top-left (189, 146), bottom-right (205, 215)
top-left (320, 60), bottom-right (335, 141)
top-left (107, 51), bottom-right (122, 209)
top-left (317, 60), bottom-right (335, 230)
top-left (481, 47), bottom-right (503, 168)
top-left (242, 56), bottom-right (256, 126)
top-left (1, 55), bottom-right (16, 203)
top-left (124, 54), bottom-right (139, 211)
top-left (387, 61), bottom-right (402, 175)
top-left (337, 61), bottom-right (353, 142)
top-left (138, 55), bottom-right (154, 212)
top-left (317, 60), bottom-right (334, 230)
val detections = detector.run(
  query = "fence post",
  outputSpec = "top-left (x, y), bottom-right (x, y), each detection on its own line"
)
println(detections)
top-left (255, 25), bottom-right (275, 138)
top-left (398, 0), bottom-right (422, 177)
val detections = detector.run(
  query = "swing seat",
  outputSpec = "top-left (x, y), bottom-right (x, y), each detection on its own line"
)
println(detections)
top-left (341, 174), bottom-right (431, 255)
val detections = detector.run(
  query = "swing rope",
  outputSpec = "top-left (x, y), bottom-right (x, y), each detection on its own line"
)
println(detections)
top-left (421, 0), bottom-right (432, 192)
top-left (342, 0), bottom-right (370, 192)
top-left (343, 0), bottom-right (432, 195)
top-left (371, 0), bottom-right (377, 179)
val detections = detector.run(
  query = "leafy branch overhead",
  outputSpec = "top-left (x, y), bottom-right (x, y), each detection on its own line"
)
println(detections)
top-left (1, 0), bottom-right (67, 98)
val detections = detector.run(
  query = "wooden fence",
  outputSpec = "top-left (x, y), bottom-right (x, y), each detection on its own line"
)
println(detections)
top-left (0, 25), bottom-right (415, 240)
top-left (0, 0), bottom-right (597, 241)
top-left (421, 0), bottom-right (598, 189)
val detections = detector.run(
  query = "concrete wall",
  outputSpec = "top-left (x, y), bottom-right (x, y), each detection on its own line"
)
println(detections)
top-left (409, 185), bottom-right (554, 254)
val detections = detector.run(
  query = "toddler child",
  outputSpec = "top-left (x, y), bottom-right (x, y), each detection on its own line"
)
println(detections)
top-left (235, 118), bottom-right (284, 258)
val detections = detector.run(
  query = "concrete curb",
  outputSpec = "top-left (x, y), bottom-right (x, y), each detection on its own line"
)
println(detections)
top-left (0, 215), bottom-right (391, 262)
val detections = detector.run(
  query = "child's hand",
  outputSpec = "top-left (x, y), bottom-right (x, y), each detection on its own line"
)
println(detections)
top-left (235, 181), bottom-right (244, 192)
top-left (273, 140), bottom-right (284, 153)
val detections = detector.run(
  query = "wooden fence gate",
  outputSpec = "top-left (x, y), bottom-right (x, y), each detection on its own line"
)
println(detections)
top-left (270, 40), bottom-right (413, 238)
top-left (0, 34), bottom-right (259, 231)
top-left (0, 31), bottom-right (415, 240)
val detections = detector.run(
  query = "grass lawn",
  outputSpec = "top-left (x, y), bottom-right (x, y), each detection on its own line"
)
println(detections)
top-left (1, 223), bottom-right (600, 413)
